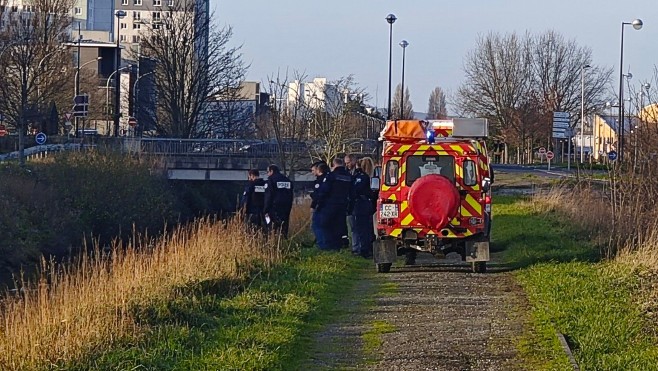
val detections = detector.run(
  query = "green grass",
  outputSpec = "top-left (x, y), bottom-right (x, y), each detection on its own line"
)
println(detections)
top-left (495, 195), bottom-right (658, 370)
top-left (65, 249), bottom-right (371, 371)
top-left (362, 320), bottom-right (396, 355)
top-left (492, 195), bottom-right (599, 268)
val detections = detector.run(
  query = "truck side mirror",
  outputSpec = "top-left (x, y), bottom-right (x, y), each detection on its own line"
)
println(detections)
top-left (370, 177), bottom-right (381, 191)
top-left (482, 177), bottom-right (491, 192)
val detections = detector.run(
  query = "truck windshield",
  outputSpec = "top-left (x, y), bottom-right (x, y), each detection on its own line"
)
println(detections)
top-left (405, 155), bottom-right (455, 185)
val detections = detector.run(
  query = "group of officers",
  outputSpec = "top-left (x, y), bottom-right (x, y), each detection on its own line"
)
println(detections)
top-left (239, 154), bottom-right (377, 258)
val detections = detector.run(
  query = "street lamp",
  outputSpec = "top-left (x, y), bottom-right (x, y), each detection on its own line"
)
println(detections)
top-left (106, 65), bottom-right (131, 133)
top-left (385, 13), bottom-right (396, 120)
top-left (133, 71), bottom-right (154, 135)
top-left (618, 18), bottom-right (643, 162)
top-left (74, 57), bottom-right (102, 96)
top-left (399, 40), bottom-right (408, 120)
top-left (114, 9), bottom-right (127, 137)
top-left (580, 64), bottom-right (591, 163)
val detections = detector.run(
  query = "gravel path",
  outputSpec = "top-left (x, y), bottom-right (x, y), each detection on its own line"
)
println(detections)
top-left (308, 253), bottom-right (528, 370)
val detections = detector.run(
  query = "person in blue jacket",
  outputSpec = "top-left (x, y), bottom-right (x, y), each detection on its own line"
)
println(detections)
top-left (310, 161), bottom-right (329, 249)
top-left (263, 164), bottom-right (294, 238)
top-left (239, 169), bottom-right (266, 229)
top-left (314, 158), bottom-right (352, 250)
top-left (350, 159), bottom-right (375, 258)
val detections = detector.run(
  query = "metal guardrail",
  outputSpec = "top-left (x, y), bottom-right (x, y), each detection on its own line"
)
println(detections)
top-left (138, 138), bottom-right (379, 158)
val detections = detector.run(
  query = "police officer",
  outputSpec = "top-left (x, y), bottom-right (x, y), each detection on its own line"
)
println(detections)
top-left (350, 160), bottom-right (374, 258)
top-left (314, 158), bottom-right (352, 250)
top-left (344, 153), bottom-right (357, 250)
top-left (263, 164), bottom-right (294, 238)
top-left (310, 161), bottom-right (329, 249)
top-left (240, 169), bottom-right (266, 228)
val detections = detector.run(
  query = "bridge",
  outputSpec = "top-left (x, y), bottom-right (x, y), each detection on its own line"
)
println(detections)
top-left (137, 138), bottom-right (378, 181)
top-left (0, 137), bottom-right (378, 181)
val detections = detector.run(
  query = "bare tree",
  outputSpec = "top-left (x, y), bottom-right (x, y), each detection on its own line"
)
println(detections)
top-left (426, 86), bottom-right (448, 119)
top-left (307, 75), bottom-right (370, 164)
top-left (532, 30), bottom-right (612, 130)
top-left (391, 84), bottom-right (413, 119)
top-left (455, 32), bottom-right (533, 145)
top-left (139, 0), bottom-right (246, 138)
top-left (257, 71), bottom-right (313, 178)
top-left (0, 0), bottom-right (73, 164)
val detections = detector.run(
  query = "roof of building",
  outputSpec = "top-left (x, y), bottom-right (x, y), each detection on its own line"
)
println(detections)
top-left (63, 40), bottom-right (123, 48)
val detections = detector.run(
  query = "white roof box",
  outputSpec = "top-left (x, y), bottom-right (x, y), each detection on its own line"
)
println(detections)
top-left (429, 118), bottom-right (488, 138)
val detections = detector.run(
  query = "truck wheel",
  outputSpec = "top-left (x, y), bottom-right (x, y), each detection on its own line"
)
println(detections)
top-left (376, 263), bottom-right (392, 273)
top-left (472, 261), bottom-right (486, 273)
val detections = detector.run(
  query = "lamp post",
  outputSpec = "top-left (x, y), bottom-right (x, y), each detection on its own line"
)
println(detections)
top-left (106, 65), bottom-right (131, 134)
top-left (618, 18), bottom-right (642, 162)
top-left (114, 10), bottom-right (127, 137)
top-left (74, 57), bottom-right (102, 97)
top-left (399, 40), bottom-right (408, 120)
top-left (580, 64), bottom-right (590, 163)
top-left (133, 71), bottom-right (154, 135)
top-left (385, 13), bottom-right (396, 120)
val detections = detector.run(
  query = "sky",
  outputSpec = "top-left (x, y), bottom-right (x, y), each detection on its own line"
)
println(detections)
top-left (213, 0), bottom-right (657, 114)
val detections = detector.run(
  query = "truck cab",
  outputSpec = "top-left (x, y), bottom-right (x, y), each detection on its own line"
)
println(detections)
top-left (373, 119), bottom-right (493, 273)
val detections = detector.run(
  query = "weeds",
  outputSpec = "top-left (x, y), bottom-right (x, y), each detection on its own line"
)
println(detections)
top-left (0, 209), bottom-right (305, 370)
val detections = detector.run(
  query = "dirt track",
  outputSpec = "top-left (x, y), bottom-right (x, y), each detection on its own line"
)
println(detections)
top-left (307, 253), bottom-right (528, 370)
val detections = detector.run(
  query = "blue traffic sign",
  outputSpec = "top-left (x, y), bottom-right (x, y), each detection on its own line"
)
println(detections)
top-left (608, 151), bottom-right (618, 161)
top-left (35, 132), bottom-right (47, 145)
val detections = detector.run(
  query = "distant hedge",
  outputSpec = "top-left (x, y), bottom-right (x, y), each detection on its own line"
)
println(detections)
top-left (0, 152), bottom-right (241, 282)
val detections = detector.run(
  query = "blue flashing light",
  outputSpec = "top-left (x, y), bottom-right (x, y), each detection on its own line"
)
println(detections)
top-left (426, 130), bottom-right (435, 144)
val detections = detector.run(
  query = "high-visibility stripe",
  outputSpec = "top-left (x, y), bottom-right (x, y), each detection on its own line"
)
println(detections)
top-left (390, 228), bottom-right (402, 237)
top-left (401, 213), bottom-right (414, 225)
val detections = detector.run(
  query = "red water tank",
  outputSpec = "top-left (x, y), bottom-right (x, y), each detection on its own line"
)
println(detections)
top-left (408, 174), bottom-right (460, 230)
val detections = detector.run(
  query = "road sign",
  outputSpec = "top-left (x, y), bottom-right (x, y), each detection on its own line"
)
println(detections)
top-left (552, 111), bottom-right (571, 138)
top-left (546, 151), bottom-right (555, 160)
top-left (64, 112), bottom-right (73, 121)
top-left (608, 151), bottom-right (618, 161)
top-left (128, 116), bottom-right (137, 127)
top-left (35, 132), bottom-right (47, 145)
top-left (73, 94), bottom-right (89, 117)
top-left (0, 124), bottom-right (6, 137)
top-left (538, 147), bottom-right (546, 154)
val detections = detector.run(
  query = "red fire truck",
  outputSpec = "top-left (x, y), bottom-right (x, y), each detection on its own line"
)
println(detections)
top-left (372, 119), bottom-right (493, 273)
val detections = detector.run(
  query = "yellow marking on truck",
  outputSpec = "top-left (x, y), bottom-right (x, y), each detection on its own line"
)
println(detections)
top-left (401, 213), bottom-right (414, 226)
top-left (400, 201), bottom-right (408, 212)
top-left (465, 194), bottom-right (482, 214)
top-left (398, 145), bottom-right (412, 154)
top-left (390, 229), bottom-right (403, 237)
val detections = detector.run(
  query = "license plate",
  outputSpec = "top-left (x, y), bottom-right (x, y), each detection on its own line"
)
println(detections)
top-left (380, 204), bottom-right (399, 219)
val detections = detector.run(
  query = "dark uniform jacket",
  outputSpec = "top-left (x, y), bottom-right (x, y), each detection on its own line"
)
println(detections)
top-left (264, 172), bottom-right (294, 215)
top-left (240, 178), bottom-right (266, 215)
top-left (315, 166), bottom-right (352, 211)
top-left (310, 173), bottom-right (327, 210)
top-left (350, 168), bottom-right (374, 215)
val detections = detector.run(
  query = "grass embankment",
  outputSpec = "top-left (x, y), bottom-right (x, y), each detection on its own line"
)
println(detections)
top-left (495, 194), bottom-right (658, 370)
top-left (0, 194), bottom-right (371, 370)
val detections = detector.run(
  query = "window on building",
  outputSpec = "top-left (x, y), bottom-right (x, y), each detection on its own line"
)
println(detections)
top-left (122, 0), bottom-right (128, 4)
top-left (167, 0), bottom-right (173, 6)
top-left (74, 7), bottom-right (82, 15)
top-left (153, 23), bottom-right (160, 29)
top-left (132, 35), bottom-right (140, 43)
top-left (152, 12), bottom-right (160, 21)
top-left (11, 5), bottom-right (18, 12)
top-left (120, 22), bottom-right (127, 29)
top-left (133, 22), bottom-right (140, 29)
top-left (153, 0), bottom-right (161, 6)
top-left (133, 0), bottom-right (142, 5)
top-left (120, 34), bottom-right (126, 42)
top-left (23, 5), bottom-right (34, 12)
top-left (133, 11), bottom-right (141, 20)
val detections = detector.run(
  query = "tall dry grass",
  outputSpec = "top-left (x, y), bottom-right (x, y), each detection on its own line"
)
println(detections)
top-left (0, 207), bottom-right (309, 370)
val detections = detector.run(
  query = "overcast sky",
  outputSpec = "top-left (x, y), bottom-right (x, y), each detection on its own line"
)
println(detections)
top-left (214, 0), bottom-right (656, 114)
